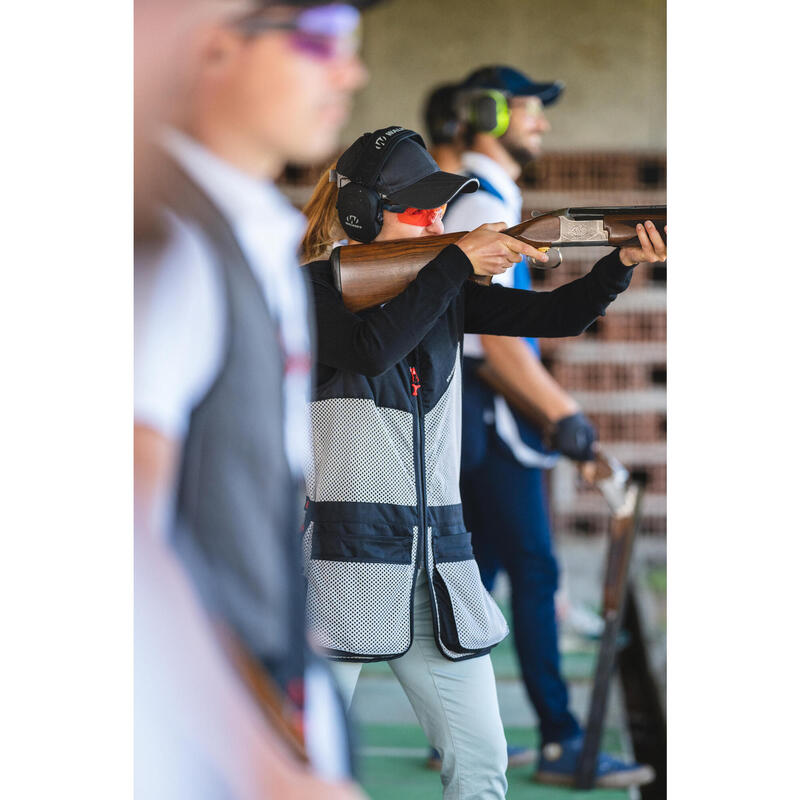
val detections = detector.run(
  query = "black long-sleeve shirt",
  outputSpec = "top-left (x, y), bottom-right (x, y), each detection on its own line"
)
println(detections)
top-left (304, 243), bottom-right (633, 385)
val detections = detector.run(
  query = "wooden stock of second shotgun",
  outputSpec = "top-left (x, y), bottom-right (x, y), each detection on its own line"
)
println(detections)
top-left (330, 205), bottom-right (666, 313)
top-left (214, 622), bottom-right (308, 763)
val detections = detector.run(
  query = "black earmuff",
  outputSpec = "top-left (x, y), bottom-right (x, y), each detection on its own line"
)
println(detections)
top-left (335, 127), bottom-right (424, 243)
top-left (336, 182), bottom-right (384, 243)
top-left (435, 119), bottom-right (461, 141)
top-left (427, 103), bottom-right (462, 144)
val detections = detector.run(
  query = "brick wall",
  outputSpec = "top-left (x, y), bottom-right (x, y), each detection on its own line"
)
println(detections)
top-left (279, 152), bottom-right (668, 196)
top-left (277, 155), bottom-right (667, 538)
top-left (521, 152), bottom-right (666, 192)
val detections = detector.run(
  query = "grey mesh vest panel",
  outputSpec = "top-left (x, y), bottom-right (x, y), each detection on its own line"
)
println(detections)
top-left (303, 320), bottom-right (509, 663)
top-left (159, 162), bottom-right (307, 686)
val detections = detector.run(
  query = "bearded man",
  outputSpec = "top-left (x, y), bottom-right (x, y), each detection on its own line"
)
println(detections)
top-left (440, 65), bottom-right (656, 789)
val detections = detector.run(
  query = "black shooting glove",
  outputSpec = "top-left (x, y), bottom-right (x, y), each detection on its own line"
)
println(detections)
top-left (551, 412), bottom-right (596, 462)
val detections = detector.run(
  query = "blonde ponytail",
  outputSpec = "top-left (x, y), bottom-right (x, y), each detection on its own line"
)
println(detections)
top-left (300, 161), bottom-right (345, 264)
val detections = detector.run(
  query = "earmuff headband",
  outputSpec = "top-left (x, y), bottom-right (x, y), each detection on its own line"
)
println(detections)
top-left (334, 127), bottom-right (426, 244)
top-left (343, 127), bottom-right (424, 192)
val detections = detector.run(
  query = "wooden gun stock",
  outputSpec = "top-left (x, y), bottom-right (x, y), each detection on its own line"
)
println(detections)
top-left (214, 623), bottom-right (308, 763)
top-left (332, 205), bottom-right (666, 312)
top-left (330, 232), bottom-right (488, 313)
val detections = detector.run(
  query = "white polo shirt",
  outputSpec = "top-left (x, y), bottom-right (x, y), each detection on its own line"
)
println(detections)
top-left (443, 151), bottom-right (558, 469)
top-left (134, 132), bottom-right (350, 779)
top-left (443, 151), bottom-right (523, 358)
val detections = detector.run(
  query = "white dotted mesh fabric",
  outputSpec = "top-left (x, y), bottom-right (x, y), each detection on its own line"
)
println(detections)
top-left (305, 529), bottom-right (418, 656)
top-left (306, 398), bottom-right (417, 504)
top-left (435, 559), bottom-right (509, 651)
top-left (424, 349), bottom-right (463, 507)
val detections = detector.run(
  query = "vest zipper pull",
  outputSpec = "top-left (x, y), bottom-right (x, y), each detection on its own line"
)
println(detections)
top-left (410, 366), bottom-right (421, 397)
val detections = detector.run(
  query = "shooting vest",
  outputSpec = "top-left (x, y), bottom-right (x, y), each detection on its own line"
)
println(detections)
top-left (302, 258), bottom-right (509, 662)
top-left (159, 162), bottom-right (309, 691)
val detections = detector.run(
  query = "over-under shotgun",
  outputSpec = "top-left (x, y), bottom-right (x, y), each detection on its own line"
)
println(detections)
top-left (331, 205), bottom-right (666, 312)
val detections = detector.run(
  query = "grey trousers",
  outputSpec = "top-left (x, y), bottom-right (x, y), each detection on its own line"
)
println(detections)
top-left (330, 571), bottom-right (508, 800)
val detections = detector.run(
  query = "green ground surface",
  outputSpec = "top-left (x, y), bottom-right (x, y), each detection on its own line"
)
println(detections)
top-left (356, 723), bottom-right (629, 800)
top-left (353, 593), bottom-right (645, 798)
top-left (491, 631), bottom-right (598, 683)
top-left (645, 565), bottom-right (667, 595)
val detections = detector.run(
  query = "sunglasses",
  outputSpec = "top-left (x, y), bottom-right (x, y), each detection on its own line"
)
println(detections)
top-left (384, 204), bottom-right (447, 227)
top-left (234, 3), bottom-right (361, 61)
top-left (510, 97), bottom-right (545, 118)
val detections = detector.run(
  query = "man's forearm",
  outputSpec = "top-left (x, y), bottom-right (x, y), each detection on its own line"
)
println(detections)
top-left (136, 533), bottom-right (292, 798)
top-left (480, 335), bottom-right (578, 424)
top-left (135, 424), bottom-right (307, 798)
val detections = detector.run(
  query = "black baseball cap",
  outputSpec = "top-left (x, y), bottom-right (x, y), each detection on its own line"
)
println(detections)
top-left (336, 127), bottom-right (478, 209)
top-left (461, 65), bottom-right (564, 106)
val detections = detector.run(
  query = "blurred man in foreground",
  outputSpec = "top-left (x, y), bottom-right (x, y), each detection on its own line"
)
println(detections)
top-left (134, 1), bottom-right (370, 796)
top-left (438, 65), bottom-right (656, 788)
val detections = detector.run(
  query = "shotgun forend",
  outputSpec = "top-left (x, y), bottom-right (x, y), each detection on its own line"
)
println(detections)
top-left (331, 205), bottom-right (666, 312)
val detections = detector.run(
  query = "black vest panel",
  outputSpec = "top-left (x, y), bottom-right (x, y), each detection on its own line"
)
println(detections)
top-left (302, 260), bottom-right (509, 663)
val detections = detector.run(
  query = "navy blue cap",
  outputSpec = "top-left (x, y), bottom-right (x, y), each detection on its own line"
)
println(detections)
top-left (461, 65), bottom-right (564, 106)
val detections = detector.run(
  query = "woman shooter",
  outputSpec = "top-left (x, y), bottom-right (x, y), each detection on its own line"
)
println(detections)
top-left (299, 126), bottom-right (665, 800)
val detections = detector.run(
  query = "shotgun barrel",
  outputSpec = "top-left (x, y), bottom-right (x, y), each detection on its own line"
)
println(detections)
top-left (331, 205), bottom-right (666, 312)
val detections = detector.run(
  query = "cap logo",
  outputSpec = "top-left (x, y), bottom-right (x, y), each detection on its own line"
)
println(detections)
top-left (374, 127), bottom-right (404, 149)
top-left (345, 214), bottom-right (362, 229)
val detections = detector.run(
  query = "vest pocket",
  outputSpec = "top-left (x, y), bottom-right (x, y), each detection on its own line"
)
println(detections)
top-left (311, 521), bottom-right (412, 564)
top-left (433, 530), bottom-right (474, 562)
top-left (432, 533), bottom-right (508, 653)
top-left (305, 523), bottom-right (418, 657)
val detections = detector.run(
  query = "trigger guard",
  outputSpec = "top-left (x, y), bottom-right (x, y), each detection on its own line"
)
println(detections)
top-left (527, 247), bottom-right (562, 270)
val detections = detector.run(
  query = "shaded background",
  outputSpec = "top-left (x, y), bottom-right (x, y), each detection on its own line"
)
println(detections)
top-left (345, 0), bottom-right (666, 151)
top-left (279, 4), bottom-right (667, 794)
top-left (282, 0), bottom-right (667, 541)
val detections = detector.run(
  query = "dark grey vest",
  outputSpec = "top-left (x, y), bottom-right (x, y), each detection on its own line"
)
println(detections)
top-left (160, 162), bottom-right (309, 690)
